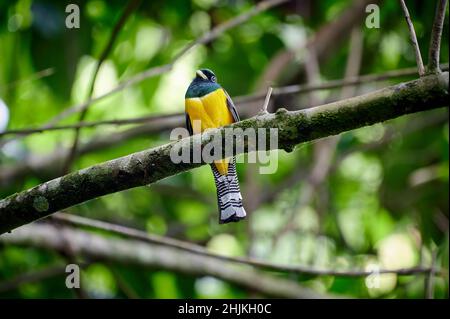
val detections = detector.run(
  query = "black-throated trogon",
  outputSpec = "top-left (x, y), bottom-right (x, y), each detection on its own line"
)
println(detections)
top-left (185, 69), bottom-right (246, 224)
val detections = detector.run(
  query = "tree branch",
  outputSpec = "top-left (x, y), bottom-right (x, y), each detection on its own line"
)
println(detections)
top-left (0, 72), bottom-right (448, 234)
top-left (49, 212), bottom-right (438, 277)
top-left (1, 223), bottom-right (327, 299)
top-left (399, 0), bottom-right (426, 76)
top-left (428, 0), bottom-right (448, 73)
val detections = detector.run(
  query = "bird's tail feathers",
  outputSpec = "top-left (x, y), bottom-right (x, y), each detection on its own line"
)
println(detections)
top-left (211, 158), bottom-right (246, 224)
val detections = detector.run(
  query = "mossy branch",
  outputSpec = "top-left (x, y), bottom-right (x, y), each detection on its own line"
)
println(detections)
top-left (0, 72), bottom-right (448, 235)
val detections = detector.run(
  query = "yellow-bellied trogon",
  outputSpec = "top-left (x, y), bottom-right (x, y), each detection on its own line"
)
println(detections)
top-left (185, 69), bottom-right (246, 224)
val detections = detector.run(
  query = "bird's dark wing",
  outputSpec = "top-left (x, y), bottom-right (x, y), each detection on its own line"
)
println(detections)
top-left (186, 113), bottom-right (193, 135)
top-left (223, 89), bottom-right (240, 123)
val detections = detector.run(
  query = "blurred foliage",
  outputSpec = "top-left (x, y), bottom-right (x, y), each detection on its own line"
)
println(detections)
top-left (0, 0), bottom-right (448, 298)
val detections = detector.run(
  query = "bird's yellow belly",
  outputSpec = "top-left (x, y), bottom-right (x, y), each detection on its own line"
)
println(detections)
top-left (185, 89), bottom-right (234, 175)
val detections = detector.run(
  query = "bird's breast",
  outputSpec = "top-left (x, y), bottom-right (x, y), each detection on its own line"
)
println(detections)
top-left (185, 88), bottom-right (234, 133)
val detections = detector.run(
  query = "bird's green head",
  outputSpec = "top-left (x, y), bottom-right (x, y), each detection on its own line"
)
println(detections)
top-left (185, 69), bottom-right (221, 98)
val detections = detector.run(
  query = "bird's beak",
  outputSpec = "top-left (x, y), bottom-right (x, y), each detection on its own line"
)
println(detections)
top-left (196, 70), bottom-right (208, 80)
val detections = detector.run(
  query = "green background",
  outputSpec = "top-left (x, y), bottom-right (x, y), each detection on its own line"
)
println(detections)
top-left (0, 0), bottom-right (448, 298)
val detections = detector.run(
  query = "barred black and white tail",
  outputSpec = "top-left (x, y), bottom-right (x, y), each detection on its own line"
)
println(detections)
top-left (211, 158), bottom-right (246, 224)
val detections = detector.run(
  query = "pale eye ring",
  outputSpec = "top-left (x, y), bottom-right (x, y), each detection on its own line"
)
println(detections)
top-left (211, 76), bottom-right (217, 82)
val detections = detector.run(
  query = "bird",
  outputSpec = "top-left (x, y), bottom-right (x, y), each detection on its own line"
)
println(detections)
top-left (185, 69), bottom-right (246, 224)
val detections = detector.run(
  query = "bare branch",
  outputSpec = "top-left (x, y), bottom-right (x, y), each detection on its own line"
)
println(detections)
top-left (340, 27), bottom-right (364, 99)
top-left (0, 72), bottom-right (448, 234)
top-left (1, 223), bottom-right (327, 299)
top-left (399, 0), bottom-right (426, 76)
top-left (428, 0), bottom-right (448, 73)
top-left (48, 212), bottom-right (439, 278)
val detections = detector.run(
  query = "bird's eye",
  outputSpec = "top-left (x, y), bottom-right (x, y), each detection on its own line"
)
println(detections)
top-left (211, 76), bottom-right (217, 82)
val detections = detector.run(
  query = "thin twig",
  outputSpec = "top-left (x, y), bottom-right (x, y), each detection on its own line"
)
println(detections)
top-left (260, 87), bottom-right (273, 114)
top-left (0, 265), bottom-right (65, 293)
top-left (49, 216), bottom-right (89, 298)
top-left (0, 114), bottom-right (178, 136)
top-left (50, 212), bottom-right (439, 277)
top-left (172, 0), bottom-right (288, 61)
top-left (399, 0), bottom-right (426, 76)
top-left (237, 63), bottom-right (449, 105)
top-left (428, 0), bottom-right (448, 73)
top-left (0, 262), bottom-right (90, 294)
top-left (62, 0), bottom-right (142, 174)
top-left (425, 249), bottom-right (438, 299)
top-left (109, 266), bottom-right (140, 299)
top-left (327, 110), bottom-right (449, 178)
top-left (0, 68), bottom-right (55, 91)
top-left (45, 64), bottom-right (172, 128)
